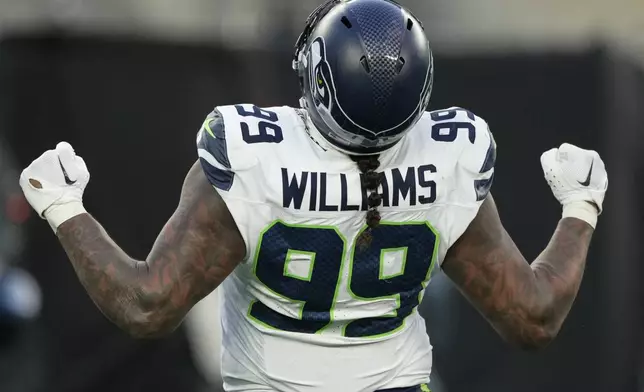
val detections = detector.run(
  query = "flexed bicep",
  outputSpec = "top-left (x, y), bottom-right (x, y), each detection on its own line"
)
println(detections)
top-left (441, 195), bottom-right (549, 347)
top-left (143, 161), bottom-right (246, 319)
top-left (53, 160), bottom-right (245, 338)
top-left (443, 142), bottom-right (605, 350)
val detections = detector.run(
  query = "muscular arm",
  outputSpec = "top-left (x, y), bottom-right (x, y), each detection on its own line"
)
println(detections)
top-left (442, 194), bottom-right (594, 350)
top-left (56, 161), bottom-right (246, 338)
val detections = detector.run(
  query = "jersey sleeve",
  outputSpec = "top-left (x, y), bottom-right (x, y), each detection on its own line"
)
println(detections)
top-left (455, 112), bottom-right (496, 204)
top-left (438, 108), bottom-right (497, 262)
top-left (195, 107), bottom-right (262, 260)
top-left (196, 109), bottom-right (235, 191)
top-left (196, 108), bottom-right (260, 197)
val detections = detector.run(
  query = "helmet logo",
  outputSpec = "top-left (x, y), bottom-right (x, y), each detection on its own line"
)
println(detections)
top-left (308, 37), bottom-right (335, 110)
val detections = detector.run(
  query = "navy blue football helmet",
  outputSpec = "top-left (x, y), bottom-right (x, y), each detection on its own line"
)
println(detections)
top-left (293, 0), bottom-right (434, 155)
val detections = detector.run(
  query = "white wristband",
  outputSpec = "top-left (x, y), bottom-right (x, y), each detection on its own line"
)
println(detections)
top-left (44, 202), bottom-right (87, 233)
top-left (562, 201), bottom-right (598, 229)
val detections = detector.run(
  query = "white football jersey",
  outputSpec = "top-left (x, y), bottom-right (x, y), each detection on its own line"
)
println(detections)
top-left (196, 104), bottom-right (496, 392)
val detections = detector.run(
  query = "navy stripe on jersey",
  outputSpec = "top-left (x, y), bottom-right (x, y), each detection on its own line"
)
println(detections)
top-left (376, 385), bottom-right (430, 392)
top-left (475, 172), bottom-right (495, 201)
top-left (197, 109), bottom-right (234, 191)
top-left (479, 130), bottom-right (497, 174)
top-left (202, 164), bottom-right (234, 191)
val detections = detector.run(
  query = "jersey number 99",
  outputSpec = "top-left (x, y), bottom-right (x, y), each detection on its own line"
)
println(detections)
top-left (235, 105), bottom-right (284, 144)
top-left (249, 221), bottom-right (439, 338)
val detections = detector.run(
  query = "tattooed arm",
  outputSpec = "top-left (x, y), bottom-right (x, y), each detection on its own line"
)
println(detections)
top-left (56, 161), bottom-right (246, 338)
top-left (442, 195), bottom-right (594, 350)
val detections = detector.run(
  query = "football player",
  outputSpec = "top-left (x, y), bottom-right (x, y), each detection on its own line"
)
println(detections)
top-left (19, 1), bottom-right (608, 391)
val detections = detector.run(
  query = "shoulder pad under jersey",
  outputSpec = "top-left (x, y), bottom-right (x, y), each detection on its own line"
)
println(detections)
top-left (428, 107), bottom-right (496, 202)
top-left (197, 107), bottom-right (258, 192)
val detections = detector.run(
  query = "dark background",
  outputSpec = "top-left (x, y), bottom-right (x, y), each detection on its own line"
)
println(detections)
top-left (0, 33), bottom-right (642, 392)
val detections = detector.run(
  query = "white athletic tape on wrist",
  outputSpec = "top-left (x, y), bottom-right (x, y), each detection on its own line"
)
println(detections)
top-left (562, 201), bottom-right (598, 229)
top-left (45, 202), bottom-right (87, 232)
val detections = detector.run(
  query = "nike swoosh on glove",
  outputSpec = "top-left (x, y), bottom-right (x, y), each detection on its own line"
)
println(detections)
top-left (19, 142), bottom-right (89, 232)
top-left (540, 143), bottom-right (608, 228)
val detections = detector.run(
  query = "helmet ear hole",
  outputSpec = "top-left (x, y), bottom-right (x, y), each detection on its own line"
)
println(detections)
top-left (360, 56), bottom-right (371, 73)
top-left (407, 18), bottom-right (414, 30)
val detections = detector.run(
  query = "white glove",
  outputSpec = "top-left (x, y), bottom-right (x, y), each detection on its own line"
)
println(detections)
top-left (19, 142), bottom-right (89, 232)
top-left (541, 143), bottom-right (608, 228)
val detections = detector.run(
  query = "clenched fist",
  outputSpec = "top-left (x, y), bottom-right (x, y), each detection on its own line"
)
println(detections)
top-left (19, 142), bottom-right (89, 232)
top-left (541, 143), bottom-right (608, 228)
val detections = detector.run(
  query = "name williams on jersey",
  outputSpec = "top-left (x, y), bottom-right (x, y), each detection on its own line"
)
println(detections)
top-left (282, 165), bottom-right (437, 212)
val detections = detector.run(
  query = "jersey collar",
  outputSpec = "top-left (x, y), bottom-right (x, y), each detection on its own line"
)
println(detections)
top-left (296, 107), bottom-right (344, 156)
